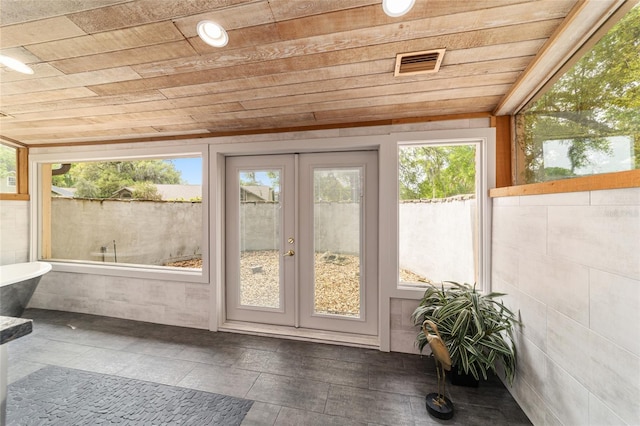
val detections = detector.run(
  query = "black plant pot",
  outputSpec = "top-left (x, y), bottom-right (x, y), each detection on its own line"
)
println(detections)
top-left (450, 366), bottom-right (479, 387)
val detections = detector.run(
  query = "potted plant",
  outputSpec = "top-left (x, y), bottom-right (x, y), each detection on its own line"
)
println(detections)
top-left (411, 281), bottom-right (521, 386)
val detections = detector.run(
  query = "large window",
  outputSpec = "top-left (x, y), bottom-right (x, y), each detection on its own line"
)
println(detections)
top-left (515, 4), bottom-right (639, 184)
top-left (36, 147), bottom-right (207, 281)
top-left (1, 143), bottom-right (18, 194)
top-left (398, 143), bottom-right (481, 287)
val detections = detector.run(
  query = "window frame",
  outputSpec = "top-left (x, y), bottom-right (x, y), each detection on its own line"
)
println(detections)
top-left (0, 142), bottom-right (29, 200)
top-left (30, 143), bottom-right (209, 283)
top-left (498, 1), bottom-right (639, 194)
top-left (379, 128), bottom-right (495, 298)
top-left (397, 140), bottom-right (483, 288)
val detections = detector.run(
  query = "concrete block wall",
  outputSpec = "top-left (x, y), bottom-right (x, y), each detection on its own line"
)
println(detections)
top-left (51, 198), bottom-right (202, 265)
top-left (491, 187), bottom-right (640, 426)
top-left (399, 198), bottom-right (476, 284)
top-left (0, 200), bottom-right (30, 265)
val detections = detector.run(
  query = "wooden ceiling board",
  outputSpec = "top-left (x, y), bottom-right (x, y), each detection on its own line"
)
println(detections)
top-left (0, 46), bottom-right (44, 65)
top-left (157, 21), bottom-right (557, 99)
top-left (3, 99), bottom-right (244, 129)
top-left (66, 0), bottom-right (249, 34)
top-left (0, 87), bottom-right (97, 107)
top-left (7, 99), bottom-right (179, 122)
top-left (16, 127), bottom-right (164, 144)
top-left (443, 39), bottom-right (547, 66)
top-left (144, 52), bottom-right (531, 111)
top-left (0, 66), bottom-right (142, 96)
top-left (173, 1), bottom-right (276, 38)
top-left (24, 22), bottom-right (185, 61)
top-left (313, 96), bottom-right (504, 123)
top-left (86, 17), bottom-right (560, 101)
top-left (257, 0), bottom-right (574, 60)
top-left (273, 1), bottom-right (539, 40)
top-left (239, 71), bottom-right (521, 111)
top-left (131, 17), bottom-right (562, 82)
top-left (0, 0), bottom-right (128, 25)
top-left (267, 0), bottom-right (379, 21)
top-left (2, 90), bottom-right (168, 115)
top-left (157, 55), bottom-right (532, 111)
top-left (0, 16), bottom-right (87, 49)
top-left (1, 110), bottom-right (198, 133)
top-left (189, 24), bottom-right (282, 55)
top-left (49, 40), bottom-right (199, 74)
top-left (0, 62), bottom-right (65, 83)
top-left (186, 84), bottom-right (512, 124)
top-left (0, 0), bottom-right (610, 146)
top-left (160, 59), bottom-right (393, 100)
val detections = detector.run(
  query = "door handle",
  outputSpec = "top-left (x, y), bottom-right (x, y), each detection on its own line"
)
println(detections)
top-left (283, 250), bottom-right (295, 257)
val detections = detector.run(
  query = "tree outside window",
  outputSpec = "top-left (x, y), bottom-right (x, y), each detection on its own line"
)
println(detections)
top-left (516, 5), bottom-right (639, 183)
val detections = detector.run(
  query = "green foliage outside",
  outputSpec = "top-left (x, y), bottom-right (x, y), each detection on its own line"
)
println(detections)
top-left (0, 144), bottom-right (17, 177)
top-left (239, 169), bottom-right (360, 202)
top-left (519, 5), bottom-right (639, 183)
top-left (314, 170), bottom-right (359, 202)
top-left (52, 160), bottom-right (182, 199)
top-left (399, 145), bottom-right (476, 200)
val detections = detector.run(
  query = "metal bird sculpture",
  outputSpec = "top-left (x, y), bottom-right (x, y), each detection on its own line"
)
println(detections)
top-left (422, 320), bottom-right (454, 419)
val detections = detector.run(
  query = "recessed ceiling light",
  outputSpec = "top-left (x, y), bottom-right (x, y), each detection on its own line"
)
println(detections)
top-left (196, 20), bottom-right (228, 48)
top-left (382, 0), bottom-right (416, 17)
top-left (0, 54), bottom-right (34, 75)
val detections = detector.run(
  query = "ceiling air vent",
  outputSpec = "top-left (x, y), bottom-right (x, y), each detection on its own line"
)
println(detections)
top-left (394, 48), bottom-right (446, 76)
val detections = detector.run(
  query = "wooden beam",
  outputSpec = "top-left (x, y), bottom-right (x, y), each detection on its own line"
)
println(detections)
top-left (17, 147), bottom-right (28, 195)
top-left (0, 194), bottom-right (29, 200)
top-left (41, 164), bottom-right (52, 259)
top-left (492, 115), bottom-right (512, 187)
top-left (489, 169), bottom-right (640, 197)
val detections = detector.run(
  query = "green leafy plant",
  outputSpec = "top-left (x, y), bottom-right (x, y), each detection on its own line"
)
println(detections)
top-left (411, 282), bottom-right (521, 385)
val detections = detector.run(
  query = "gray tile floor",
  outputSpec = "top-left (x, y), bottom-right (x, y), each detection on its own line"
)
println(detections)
top-left (7, 309), bottom-right (531, 425)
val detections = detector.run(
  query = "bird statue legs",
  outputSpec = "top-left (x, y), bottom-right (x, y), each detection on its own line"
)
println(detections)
top-left (432, 360), bottom-right (447, 407)
top-left (422, 320), bottom-right (454, 419)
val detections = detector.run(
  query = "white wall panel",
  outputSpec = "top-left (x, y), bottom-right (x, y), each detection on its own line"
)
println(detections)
top-left (492, 187), bottom-right (640, 426)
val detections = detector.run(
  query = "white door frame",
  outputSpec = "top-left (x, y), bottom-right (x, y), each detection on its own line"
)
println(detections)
top-left (298, 151), bottom-right (378, 335)
top-left (208, 127), bottom-right (495, 351)
top-left (224, 151), bottom-right (378, 336)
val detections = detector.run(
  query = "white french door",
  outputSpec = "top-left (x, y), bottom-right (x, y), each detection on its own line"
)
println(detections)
top-left (225, 151), bottom-right (378, 336)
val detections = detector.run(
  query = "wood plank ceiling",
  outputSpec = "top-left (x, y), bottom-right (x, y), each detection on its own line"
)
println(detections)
top-left (0, 0), bottom-right (579, 146)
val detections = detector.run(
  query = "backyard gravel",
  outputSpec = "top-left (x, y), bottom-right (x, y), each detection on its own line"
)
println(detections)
top-left (170, 251), bottom-right (427, 315)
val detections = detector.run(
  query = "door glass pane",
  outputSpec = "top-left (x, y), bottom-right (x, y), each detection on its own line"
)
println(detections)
top-left (313, 167), bottom-right (361, 318)
top-left (239, 170), bottom-right (281, 308)
top-left (398, 144), bottom-right (478, 285)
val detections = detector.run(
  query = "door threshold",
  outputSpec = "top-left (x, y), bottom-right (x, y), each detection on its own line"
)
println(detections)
top-left (219, 321), bottom-right (380, 349)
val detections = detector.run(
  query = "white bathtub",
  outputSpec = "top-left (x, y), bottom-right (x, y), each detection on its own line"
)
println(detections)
top-left (0, 261), bottom-right (52, 317)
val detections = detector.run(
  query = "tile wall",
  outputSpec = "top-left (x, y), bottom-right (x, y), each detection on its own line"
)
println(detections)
top-left (30, 271), bottom-right (210, 329)
top-left (0, 200), bottom-right (30, 265)
top-left (492, 187), bottom-right (639, 425)
top-left (389, 298), bottom-right (422, 355)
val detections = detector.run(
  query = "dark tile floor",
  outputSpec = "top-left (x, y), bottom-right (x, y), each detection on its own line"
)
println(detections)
top-left (7, 309), bottom-right (531, 425)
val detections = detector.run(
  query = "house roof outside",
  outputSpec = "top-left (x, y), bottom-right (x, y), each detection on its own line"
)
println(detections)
top-left (53, 184), bottom-right (201, 200)
top-left (111, 184), bottom-right (202, 200)
top-left (51, 186), bottom-right (77, 197)
top-left (241, 185), bottom-right (273, 201)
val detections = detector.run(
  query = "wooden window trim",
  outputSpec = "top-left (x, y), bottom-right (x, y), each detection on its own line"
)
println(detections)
top-left (490, 115), bottom-right (639, 197)
top-left (0, 146), bottom-right (29, 201)
top-left (489, 169), bottom-right (640, 198)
